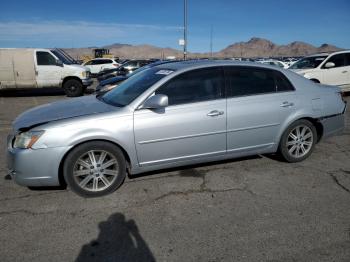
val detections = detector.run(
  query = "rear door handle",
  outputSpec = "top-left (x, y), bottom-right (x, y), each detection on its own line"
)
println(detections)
top-left (342, 71), bottom-right (348, 73)
top-left (207, 110), bottom-right (224, 117)
top-left (280, 101), bottom-right (294, 108)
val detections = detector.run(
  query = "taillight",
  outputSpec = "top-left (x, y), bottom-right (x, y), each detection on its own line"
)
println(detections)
top-left (113, 64), bottom-right (119, 67)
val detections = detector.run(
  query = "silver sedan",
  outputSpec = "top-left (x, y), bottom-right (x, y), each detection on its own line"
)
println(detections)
top-left (7, 61), bottom-right (347, 197)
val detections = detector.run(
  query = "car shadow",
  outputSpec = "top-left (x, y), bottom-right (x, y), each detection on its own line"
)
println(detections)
top-left (75, 213), bottom-right (155, 262)
top-left (129, 155), bottom-right (262, 179)
top-left (0, 88), bottom-right (95, 97)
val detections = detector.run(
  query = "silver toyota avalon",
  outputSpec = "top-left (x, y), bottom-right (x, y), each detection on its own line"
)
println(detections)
top-left (7, 61), bottom-right (347, 197)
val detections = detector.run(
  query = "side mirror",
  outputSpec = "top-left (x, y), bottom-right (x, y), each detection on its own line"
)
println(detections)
top-left (324, 62), bottom-right (335, 68)
top-left (56, 60), bottom-right (64, 67)
top-left (141, 94), bottom-right (168, 109)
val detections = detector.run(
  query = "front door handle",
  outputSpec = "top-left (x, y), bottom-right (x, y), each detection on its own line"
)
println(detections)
top-left (342, 71), bottom-right (348, 73)
top-left (280, 101), bottom-right (294, 108)
top-left (207, 110), bottom-right (224, 117)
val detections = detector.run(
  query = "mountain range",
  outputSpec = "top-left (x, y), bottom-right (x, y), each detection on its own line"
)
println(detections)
top-left (63, 37), bottom-right (344, 60)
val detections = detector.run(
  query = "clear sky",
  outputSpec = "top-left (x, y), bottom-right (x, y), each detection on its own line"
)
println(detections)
top-left (0, 0), bottom-right (349, 52)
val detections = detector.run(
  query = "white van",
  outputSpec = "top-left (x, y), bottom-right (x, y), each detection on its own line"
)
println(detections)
top-left (290, 50), bottom-right (350, 92)
top-left (0, 48), bottom-right (92, 96)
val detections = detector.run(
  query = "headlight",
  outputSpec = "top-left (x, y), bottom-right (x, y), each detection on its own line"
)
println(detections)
top-left (14, 131), bottom-right (45, 149)
top-left (100, 84), bottom-right (118, 93)
top-left (81, 71), bottom-right (87, 78)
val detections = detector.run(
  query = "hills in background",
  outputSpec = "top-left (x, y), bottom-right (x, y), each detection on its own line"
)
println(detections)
top-left (63, 37), bottom-right (344, 60)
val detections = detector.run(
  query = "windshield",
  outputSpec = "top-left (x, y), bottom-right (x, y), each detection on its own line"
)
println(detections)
top-left (290, 55), bottom-right (327, 69)
top-left (51, 50), bottom-right (73, 65)
top-left (100, 67), bottom-right (173, 107)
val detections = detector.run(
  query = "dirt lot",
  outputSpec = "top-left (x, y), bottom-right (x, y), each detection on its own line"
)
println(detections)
top-left (0, 88), bottom-right (349, 262)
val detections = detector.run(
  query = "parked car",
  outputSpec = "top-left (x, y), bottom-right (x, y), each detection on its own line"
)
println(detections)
top-left (258, 60), bottom-right (289, 69)
top-left (97, 59), bottom-right (155, 81)
top-left (83, 58), bottom-right (120, 76)
top-left (0, 48), bottom-right (92, 96)
top-left (290, 50), bottom-right (350, 91)
top-left (96, 60), bottom-right (175, 94)
top-left (7, 61), bottom-right (346, 197)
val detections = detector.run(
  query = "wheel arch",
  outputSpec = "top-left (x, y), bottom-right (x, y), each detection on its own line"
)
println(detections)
top-left (278, 116), bottom-right (324, 147)
top-left (61, 76), bottom-right (83, 88)
top-left (58, 139), bottom-right (132, 187)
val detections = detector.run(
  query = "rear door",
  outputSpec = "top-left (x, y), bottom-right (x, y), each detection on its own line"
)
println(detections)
top-left (35, 51), bottom-right (62, 87)
top-left (13, 50), bottom-right (36, 88)
top-left (225, 66), bottom-right (297, 154)
top-left (134, 67), bottom-right (227, 166)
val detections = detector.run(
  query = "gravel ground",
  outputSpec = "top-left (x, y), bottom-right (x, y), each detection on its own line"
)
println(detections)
top-left (0, 87), bottom-right (349, 262)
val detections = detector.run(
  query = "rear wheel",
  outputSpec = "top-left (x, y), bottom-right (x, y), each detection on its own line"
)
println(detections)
top-left (63, 141), bottom-right (126, 197)
top-left (63, 79), bottom-right (83, 97)
top-left (279, 120), bottom-right (317, 162)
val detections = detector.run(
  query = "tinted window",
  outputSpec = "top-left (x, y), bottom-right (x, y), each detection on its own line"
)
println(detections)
top-left (226, 67), bottom-right (276, 97)
top-left (345, 53), bottom-right (350, 66)
top-left (324, 54), bottom-right (346, 68)
top-left (36, 51), bottom-right (56, 66)
top-left (274, 71), bottom-right (294, 92)
top-left (156, 67), bottom-right (224, 106)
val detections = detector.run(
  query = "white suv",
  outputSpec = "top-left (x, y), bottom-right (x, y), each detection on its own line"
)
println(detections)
top-left (290, 50), bottom-right (350, 91)
top-left (83, 58), bottom-right (120, 75)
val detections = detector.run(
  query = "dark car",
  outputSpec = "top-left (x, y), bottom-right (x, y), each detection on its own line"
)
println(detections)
top-left (97, 59), bottom-right (158, 81)
top-left (95, 60), bottom-right (174, 94)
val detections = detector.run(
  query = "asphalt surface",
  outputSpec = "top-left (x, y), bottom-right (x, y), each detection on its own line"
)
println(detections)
top-left (0, 86), bottom-right (350, 262)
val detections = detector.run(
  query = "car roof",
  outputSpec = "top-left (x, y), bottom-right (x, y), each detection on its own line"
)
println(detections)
top-left (306, 50), bottom-right (350, 58)
top-left (152, 60), bottom-right (286, 72)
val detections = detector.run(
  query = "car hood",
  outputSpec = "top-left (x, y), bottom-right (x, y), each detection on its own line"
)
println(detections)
top-left (65, 64), bottom-right (90, 72)
top-left (13, 95), bottom-right (117, 131)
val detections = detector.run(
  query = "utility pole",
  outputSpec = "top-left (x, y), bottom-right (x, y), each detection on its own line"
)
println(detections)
top-left (183, 0), bottom-right (188, 60)
top-left (210, 25), bottom-right (213, 59)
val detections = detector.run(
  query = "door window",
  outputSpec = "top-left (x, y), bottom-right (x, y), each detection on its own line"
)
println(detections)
top-left (226, 67), bottom-right (294, 97)
top-left (345, 53), bottom-right (350, 66)
top-left (323, 54), bottom-right (346, 68)
top-left (156, 67), bottom-right (225, 106)
top-left (226, 67), bottom-right (276, 97)
top-left (274, 71), bottom-right (295, 92)
top-left (36, 51), bottom-right (56, 66)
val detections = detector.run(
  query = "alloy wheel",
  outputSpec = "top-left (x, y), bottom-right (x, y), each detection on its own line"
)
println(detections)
top-left (286, 125), bottom-right (313, 158)
top-left (73, 150), bottom-right (119, 192)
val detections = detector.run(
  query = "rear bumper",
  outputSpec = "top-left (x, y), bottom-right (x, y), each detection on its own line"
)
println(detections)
top-left (7, 135), bottom-right (71, 187)
top-left (82, 78), bottom-right (93, 87)
top-left (320, 110), bottom-right (346, 140)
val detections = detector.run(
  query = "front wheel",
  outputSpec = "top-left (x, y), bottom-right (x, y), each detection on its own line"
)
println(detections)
top-left (63, 79), bottom-right (84, 97)
top-left (63, 141), bottom-right (126, 197)
top-left (278, 120), bottom-right (317, 163)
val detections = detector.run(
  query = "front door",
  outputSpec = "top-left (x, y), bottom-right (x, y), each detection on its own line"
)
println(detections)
top-left (35, 51), bottom-right (62, 87)
top-left (134, 67), bottom-right (227, 166)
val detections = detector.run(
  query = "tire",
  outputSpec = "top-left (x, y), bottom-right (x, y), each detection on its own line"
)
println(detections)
top-left (278, 119), bottom-right (317, 163)
top-left (63, 79), bottom-right (84, 97)
top-left (63, 141), bottom-right (126, 197)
